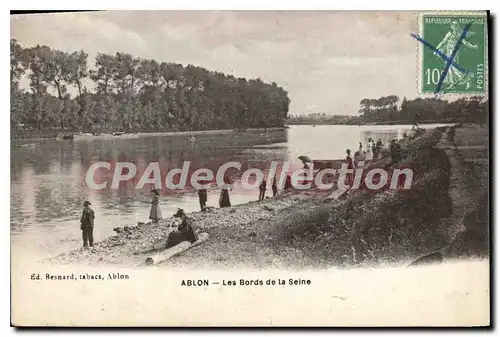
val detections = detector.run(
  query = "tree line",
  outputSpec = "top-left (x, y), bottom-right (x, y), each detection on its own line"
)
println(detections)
top-left (11, 39), bottom-right (291, 133)
top-left (287, 94), bottom-right (488, 126)
top-left (358, 95), bottom-right (488, 125)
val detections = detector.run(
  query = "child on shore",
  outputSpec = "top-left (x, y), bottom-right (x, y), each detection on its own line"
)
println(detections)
top-left (149, 189), bottom-right (162, 223)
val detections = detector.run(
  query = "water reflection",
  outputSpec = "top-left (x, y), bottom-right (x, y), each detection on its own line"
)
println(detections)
top-left (11, 129), bottom-right (288, 231)
top-left (10, 124), bottom-right (449, 258)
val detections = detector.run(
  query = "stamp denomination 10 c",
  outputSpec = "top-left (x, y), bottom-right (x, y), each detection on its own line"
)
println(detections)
top-left (419, 12), bottom-right (487, 94)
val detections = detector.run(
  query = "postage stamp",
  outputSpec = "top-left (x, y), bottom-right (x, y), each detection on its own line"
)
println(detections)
top-left (418, 12), bottom-right (488, 94)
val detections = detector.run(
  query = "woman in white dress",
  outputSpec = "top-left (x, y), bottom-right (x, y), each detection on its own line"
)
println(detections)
top-left (366, 139), bottom-right (373, 162)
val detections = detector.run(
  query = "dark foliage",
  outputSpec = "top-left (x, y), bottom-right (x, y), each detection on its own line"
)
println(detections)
top-left (287, 95), bottom-right (489, 125)
top-left (10, 39), bottom-right (291, 133)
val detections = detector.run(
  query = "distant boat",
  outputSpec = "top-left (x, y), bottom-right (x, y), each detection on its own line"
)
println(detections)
top-left (14, 143), bottom-right (36, 149)
top-left (72, 132), bottom-right (139, 141)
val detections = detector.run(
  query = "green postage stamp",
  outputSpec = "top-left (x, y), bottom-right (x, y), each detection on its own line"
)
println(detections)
top-left (418, 12), bottom-right (488, 94)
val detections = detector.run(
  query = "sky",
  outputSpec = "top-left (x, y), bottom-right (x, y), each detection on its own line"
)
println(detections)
top-left (11, 11), bottom-right (420, 115)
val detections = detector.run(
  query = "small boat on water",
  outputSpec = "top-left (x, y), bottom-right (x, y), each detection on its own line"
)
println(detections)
top-left (113, 132), bottom-right (140, 139)
top-left (13, 143), bottom-right (36, 149)
top-left (71, 132), bottom-right (140, 141)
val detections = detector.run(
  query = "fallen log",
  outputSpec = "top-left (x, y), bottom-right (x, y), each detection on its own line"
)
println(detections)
top-left (133, 237), bottom-right (170, 255)
top-left (145, 232), bottom-right (209, 265)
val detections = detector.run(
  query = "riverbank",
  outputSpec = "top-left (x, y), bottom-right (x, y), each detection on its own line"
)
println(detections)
top-left (165, 127), bottom-right (453, 269)
top-left (165, 124), bottom-right (487, 269)
top-left (48, 190), bottom-right (330, 267)
top-left (48, 123), bottom-right (489, 268)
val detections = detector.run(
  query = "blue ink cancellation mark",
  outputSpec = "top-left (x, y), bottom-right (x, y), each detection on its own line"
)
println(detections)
top-left (411, 23), bottom-right (473, 94)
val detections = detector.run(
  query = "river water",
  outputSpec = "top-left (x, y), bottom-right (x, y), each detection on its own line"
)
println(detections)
top-left (11, 124), bottom-right (451, 260)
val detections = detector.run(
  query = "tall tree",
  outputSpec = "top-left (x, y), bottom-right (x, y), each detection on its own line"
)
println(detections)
top-left (90, 53), bottom-right (116, 95)
top-left (66, 50), bottom-right (89, 99)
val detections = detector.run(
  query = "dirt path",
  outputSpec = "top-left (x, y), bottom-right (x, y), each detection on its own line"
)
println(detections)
top-left (437, 124), bottom-right (489, 242)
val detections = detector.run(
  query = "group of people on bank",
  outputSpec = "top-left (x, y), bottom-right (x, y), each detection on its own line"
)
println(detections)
top-left (79, 172), bottom-right (294, 249)
top-left (79, 195), bottom-right (198, 250)
top-left (79, 138), bottom-right (397, 249)
top-left (343, 136), bottom-right (406, 187)
top-left (345, 138), bottom-right (385, 167)
top-left (343, 138), bottom-right (386, 187)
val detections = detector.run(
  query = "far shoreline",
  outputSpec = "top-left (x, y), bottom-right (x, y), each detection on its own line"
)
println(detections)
top-left (285, 120), bottom-right (463, 126)
top-left (11, 122), bottom-right (461, 141)
top-left (11, 126), bottom-right (289, 141)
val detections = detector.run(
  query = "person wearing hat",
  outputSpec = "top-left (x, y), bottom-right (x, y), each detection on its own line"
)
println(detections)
top-left (345, 149), bottom-right (354, 187)
top-left (80, 201), bottom-right (95, 248)
top-left (166, 208), bottom-right (198, 248)
top-left (149, 189), bottom-right (162, 223)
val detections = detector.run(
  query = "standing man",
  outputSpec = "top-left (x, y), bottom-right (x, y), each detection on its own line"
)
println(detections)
top-left (345, 149), bottom-right (354, 187)
top-left (272, 178), bottom-right (278, 197)
top-left (198, 188), bottom-right (207, 212)
top-left (258, 179), bottom-right (267, 201)
top-left (80, 201), bottom-right (95, 248)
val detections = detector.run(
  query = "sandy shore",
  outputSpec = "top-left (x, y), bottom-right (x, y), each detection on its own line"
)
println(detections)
top-left (49, 191), bottom-right (328, 267)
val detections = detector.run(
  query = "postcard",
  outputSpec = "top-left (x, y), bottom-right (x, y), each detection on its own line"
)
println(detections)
top-left (10, 10), bottom-right (490, 327)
